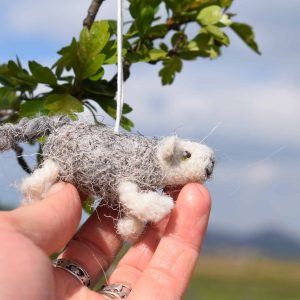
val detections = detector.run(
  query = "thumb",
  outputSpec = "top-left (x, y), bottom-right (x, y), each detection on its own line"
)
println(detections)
top-left (5, 182), bottom-right (82, 255)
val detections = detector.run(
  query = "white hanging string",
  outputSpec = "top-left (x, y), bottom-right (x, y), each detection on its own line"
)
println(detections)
top-left (114, 0), bottom-right (124, 133)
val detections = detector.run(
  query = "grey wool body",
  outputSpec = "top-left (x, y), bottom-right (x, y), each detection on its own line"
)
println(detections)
top-left (43, 121), bottom-right (165, 204)
top-left (0, 116), bottom-right (215, 240)
top-left (0, 116), bottom-right (71, 151)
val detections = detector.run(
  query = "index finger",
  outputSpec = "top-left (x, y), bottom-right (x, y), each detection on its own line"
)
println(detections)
top-left (2, 182), bottom-right (82, 255)
top-left (129, 183), bottom-right (211, 299)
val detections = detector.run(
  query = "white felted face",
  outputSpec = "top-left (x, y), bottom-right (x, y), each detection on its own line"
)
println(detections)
top-left (157, 136), bottom-right (215, 186)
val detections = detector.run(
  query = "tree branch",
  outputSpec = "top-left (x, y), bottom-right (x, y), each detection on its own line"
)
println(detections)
top-left (83, 0), bottom-right (105, 29)
top-left (12, 144), bottom-right (32, 174)
top-left (169, 33), bottom-right (185, 56)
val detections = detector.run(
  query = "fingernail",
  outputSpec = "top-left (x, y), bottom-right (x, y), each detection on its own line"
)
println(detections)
top-left (47, 182), bottom-right (67, 196)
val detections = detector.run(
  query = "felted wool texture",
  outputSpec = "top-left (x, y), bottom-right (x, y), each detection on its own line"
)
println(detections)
top-left (116, 215), bottom-right (145, 241)
top-left (117, 181), bottom-right (174, 222)
top-left (21, 159), bottom-right (60, 203)
top-left (41, 120), bottom-right (214, 211)
top-left (0, 116), bottom-right (215, 203)
top-left (0, 116), bottom-right (215, 239)
top-left (42, 121), bottom-right (165, 207)
top-left (0, 116), bottom-right (71, 151)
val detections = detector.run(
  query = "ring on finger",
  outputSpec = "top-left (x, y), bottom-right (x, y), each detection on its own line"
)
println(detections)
top-left (52, 258), bottom-right (91, 288)
top-left (98, 283), bottom-right (131, 299)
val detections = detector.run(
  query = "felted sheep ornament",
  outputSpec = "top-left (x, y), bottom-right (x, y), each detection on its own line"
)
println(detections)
top-left (0, 116), bottom-right (215, 240)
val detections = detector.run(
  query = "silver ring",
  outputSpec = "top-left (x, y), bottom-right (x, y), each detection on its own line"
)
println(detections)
top-left (98, 283), bottom-right (131, 299)
top-left (52, 258), bottom-right (91, 288)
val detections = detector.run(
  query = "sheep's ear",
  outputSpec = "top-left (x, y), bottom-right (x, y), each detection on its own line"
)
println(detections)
top-left (158, 136), bottom-right (180, 165)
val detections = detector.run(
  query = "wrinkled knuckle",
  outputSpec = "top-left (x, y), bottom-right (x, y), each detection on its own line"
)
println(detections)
top-left (167, 233), bottom-right (200, 253)
top-left (146, 266), bottom-right (176, 287)
top-left (72, 236), bottom-right (111, 269)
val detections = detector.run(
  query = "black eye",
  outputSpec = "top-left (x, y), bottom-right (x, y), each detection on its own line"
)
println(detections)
top-left (182, 150), bottom-right (191, 160)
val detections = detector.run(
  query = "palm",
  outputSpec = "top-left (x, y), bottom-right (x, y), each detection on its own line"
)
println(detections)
top-left (0, 183), bottom-right (210, 300)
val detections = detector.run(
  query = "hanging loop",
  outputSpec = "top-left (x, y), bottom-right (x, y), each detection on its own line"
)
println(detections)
top-left (114, 0), bottom-right (124, 133)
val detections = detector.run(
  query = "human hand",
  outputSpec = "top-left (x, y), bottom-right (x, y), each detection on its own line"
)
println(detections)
top-left (0, 182), bottom-right (211, 300)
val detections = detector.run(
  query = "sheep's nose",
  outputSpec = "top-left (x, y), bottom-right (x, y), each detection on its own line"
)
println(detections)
top-left (205, 157), bottom-right (215, 178)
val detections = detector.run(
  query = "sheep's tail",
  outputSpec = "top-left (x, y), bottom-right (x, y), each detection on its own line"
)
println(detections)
top-left (0, 115), bottom-right (71, 151)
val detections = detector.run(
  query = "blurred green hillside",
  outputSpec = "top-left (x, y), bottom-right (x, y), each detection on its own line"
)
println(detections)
top-left (185, 256), bottom-right (300, 300)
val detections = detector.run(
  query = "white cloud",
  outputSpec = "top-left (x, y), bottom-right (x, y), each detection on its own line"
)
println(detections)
top-left (245, 163), bottom-right (279, 186)
top-left (125, 65), bottom-right (300, 150)
top-left (216, 161), bottom-right (280, 187)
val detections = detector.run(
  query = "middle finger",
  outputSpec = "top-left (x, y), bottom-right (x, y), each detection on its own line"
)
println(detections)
top-left (58, 205), bottom-right (123, 286)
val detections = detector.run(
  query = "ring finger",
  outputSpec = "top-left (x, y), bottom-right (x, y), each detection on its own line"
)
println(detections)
top-left (54, 205), bottom-right (123, 290)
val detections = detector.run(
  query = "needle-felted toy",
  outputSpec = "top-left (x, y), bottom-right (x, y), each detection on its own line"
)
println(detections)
top-left (0, 116), bottom-right (215, 240)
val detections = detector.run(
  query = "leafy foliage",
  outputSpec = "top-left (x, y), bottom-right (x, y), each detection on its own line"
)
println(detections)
top-left (231, 22), bottom-right (261, 54)
top-left (0, 0), bottom-right (260, 131)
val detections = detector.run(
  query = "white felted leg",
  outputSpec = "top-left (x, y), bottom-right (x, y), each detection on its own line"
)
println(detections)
top-left (118, 181), bottom-right (174, 223)
top-left (116, 215), bottom-right (145, 241)
top-left (21, 159), bottom-right (60, 204)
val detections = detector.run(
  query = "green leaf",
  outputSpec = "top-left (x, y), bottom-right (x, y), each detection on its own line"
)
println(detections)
top-left (0, 87), bottom-right (19, 109)
top-left (0, 61), bottom-right (37, 91)
top-left (159, 43), bottom-right (169, 52)
top-left (197, 5), bottom-right (223, 26)
top-left (205, 25), bottom-right (230, 46)
top-left (231, 22), bottom-right (261, 54)
top-left (79, 21), bottom-right (110, 58)
top-left (82, 53), bottom-right (106, 79)
top-left (82, 196), bottom-right (96, 214)
top-left (95, 96), bottom-right (132, 115)
top-left (219, 14), bottom-right (233, 26)
top-left (180, 33), bottom-right (212, 60)
top-left (0, 64), bottom-right (16, 88)
top-left (95, 96), bottom-right (134, 130)
top-left (149, 49), bottom-right (167, 61)
top-left (76, 21), bottom-right (110, 79)
top-left (135, 6), bottom-right (155, 36)
top-left (209, 46), bottom-right (221, 58)
top-left (179, 50), bottom-right (207, 60)
top-left (91, 21), bottom-right (110, 53)
top-left (126, 43), bottom-right (151, 63)
top-left (120, 116), bottom-right (134, 131)
top-left (147, 24), bottom-right (168, 39)
top-left (19, 99), bottom-right (48, 117)
top-left (28, 61), bottom-right (57, 85)
top-left (126, 52), bottom-right (149, 63)
top-left (102, 40), bottom-right (117, 64)
top-left (192, 33), bottom-right (212, 50)
top-left (54, 21), bottom-right (111, 80)
top-left (7, 60), bottom-right (20, 74)
top-left (83, 79), bottom-right (116, 97)
top-left (107, 20), bottom-right (117, 35)
top-left (183, 0), bottom-right (215, 11)
top-left (159, 56), bottom-right (182, 85)
top-left (220, 0), bottom-right (233, 8)
top-left (122, 103), bottom-right (133, 114)
top-left (164, 0), bottom-right (181, 12)
top-left (89, 68), bottom-right (105, 81)
top-left (129, 0), bottom-right (139, 18)
top-left (44, 94), bottom-right (84, 116)
top-left (53, 38), bottom-right (78, 77)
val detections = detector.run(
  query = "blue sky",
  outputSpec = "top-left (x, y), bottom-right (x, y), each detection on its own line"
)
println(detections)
top-left (1, 0), bottom-right (300, 239)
